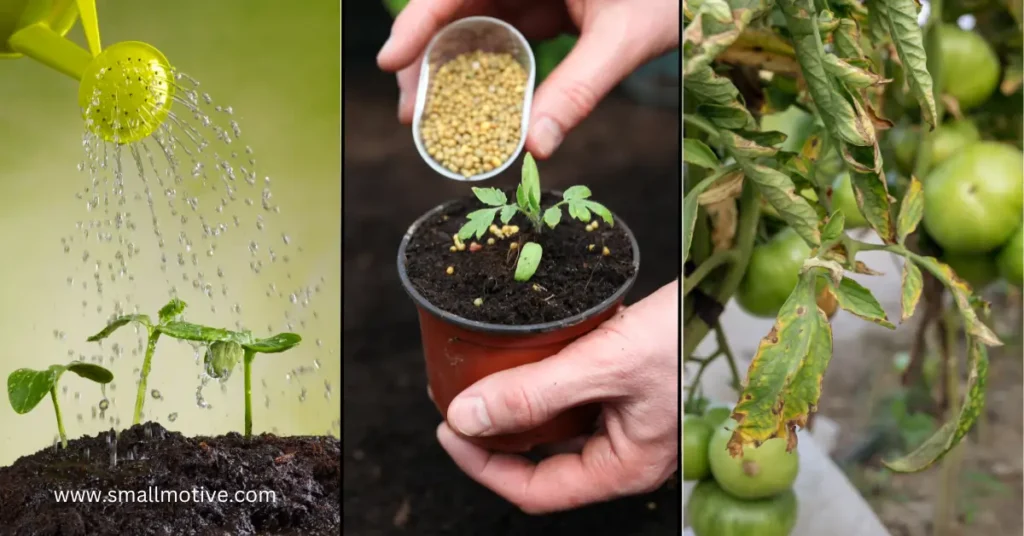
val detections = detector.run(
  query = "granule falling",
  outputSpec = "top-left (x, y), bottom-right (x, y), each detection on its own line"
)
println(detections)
top-left (420, 50), bottom-right (528, 177)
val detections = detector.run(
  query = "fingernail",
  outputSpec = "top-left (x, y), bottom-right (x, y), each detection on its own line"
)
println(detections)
top-left (531, 117), bottom-right (564, 157)
top-left (448, 396), bottom-right (491, 436)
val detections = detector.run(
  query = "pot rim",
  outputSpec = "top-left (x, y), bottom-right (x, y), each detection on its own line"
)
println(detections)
top-left (397, 195), bottom-right (641, 335)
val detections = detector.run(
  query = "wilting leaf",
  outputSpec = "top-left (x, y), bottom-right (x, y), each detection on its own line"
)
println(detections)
top-left (745, 164), bottom-right (821, 247)
top-left (685, 167), bottom-right (738, 262)
top-left (728, 272), bottom-right (833, 454)
top-left (896, 176), bottom-right (923, 244)
top-left (844, 144), bottom-right (896, 243)
top-left (884, 338), bottom-right (988, 472)
top-left (912, 256), bottom-right (1001, 346)
top-left (157, 321), bottom-right (235, 343)
top-left (697, 170), bottom-right (745, 206)
top-left (699, 104), bottom-right (758, 130)
top-left (822, 54), bottom-right (888, 89)
top-left (87, 314), bottom-right (151, 342)
top-left (878, 0), bottom-right (938, 128)
top-left (722, 131), bottom-right (780, 159)
top-left (833, 19), bottom-right (868, 60)
top-left (158, 299), bottom-right (186, 323)
top-left (245, 333), bottom-right (303, 354)
top-left (65, 362), bottom-right (114, 384)
top-left (900, 260), bottom-right (923, 322)
top-left (684, 139), bottom-right (722, 169)
top-left (821, 210), bottom-right (846, 244)
top-left (830, 277), bottom-right (895, 329)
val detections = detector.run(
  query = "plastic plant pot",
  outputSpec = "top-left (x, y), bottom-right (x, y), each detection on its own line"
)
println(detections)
top-left (397, 199), bottom-right (640, 453)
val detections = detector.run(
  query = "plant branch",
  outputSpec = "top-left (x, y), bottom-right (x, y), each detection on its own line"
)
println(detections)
top-left (684, 249), bottom-right (740, 295)
top-left (50, 387), bottom-right (67, 449)
top-left (715, 321), bottom-right (742, 391)
top-left (133, 329), bottom-right (162, 425)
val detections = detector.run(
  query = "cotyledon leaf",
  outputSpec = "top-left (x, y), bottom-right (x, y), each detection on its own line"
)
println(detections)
top-left (7, 367), bottom-right (59, 414)
top-left (830, 276), bottom-right (895, 329)
top-left (157, 321), bottom-right (236, 343)
top-left (65, 362), bottom-right (114, 384)
top-left (728, 271), bottom-right (833, 454)
top-left (245, 333), bottom-right (303, 354)
top-left (87, 314), bottom-right (152, 342)
top-left (912, 256), bottom-right (1001, 346)
top-left (878, 0), bottom-right (937, 128)
top-left (883, 338), bottom-right (988, 472)
top-left (900, 259), bottom-right (923, 322)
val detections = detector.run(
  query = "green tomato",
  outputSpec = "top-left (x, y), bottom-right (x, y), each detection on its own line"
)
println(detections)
top-left (708, 419), bottom-right (800, 500)
top-left (736, 228), bottom-right (811, 318)
top-left (684, 414), bottom-right (714, 481)
top-left (928, 120), bottom-right (980, 170)
top-left (831, 172), bottom-right (868, 229)
top-left (688, 479), bottom-right (798, 536)
top-left (923, 142), bottom-right (1024, 254)
top-left (938, 25), bottom-right (1000, 111)
top-left (997, 226), bottom-right (1024, 288)
top-left (704, 404), bottom-right (733, 430)
top-left (889, 123), bottom-right (920, 176)
top-left (942, 253), bottom-right (999, 291)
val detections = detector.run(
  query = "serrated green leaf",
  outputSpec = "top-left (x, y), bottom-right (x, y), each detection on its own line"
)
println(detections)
top-left (582, 200), bottom-right (614, 225)
top-left (472, 187), bottom-right (507, 207)
top-left (246, 333), bottom-right (302, 354)
top-left (684, 139), bottom-right (721, 169)
top-left (458, 208), bottom-right (500, 240)
top-left (500, 205), bottom-right (517, 224)
top-left (88, 314), bottom-right (151, 342)
top-left (833, 18), bottom-right (868, 60)
top-left (912, 256), bottom-right (1001, 346)
top-left (746, 165), bottom-right (821, 246)
top-left (879, 0), bottom-right (937, 128)
top-left (685, 63), bottom-right (745, 106)
top-left (521, 153), bottom-right (541, 213)
top-left (514, 242), bottom-right (543, 282)
top-left (7, 367), bottom-right (59, 414)
top-left (900, 259), bottom-right (923, 322)
top-left (729, 272), bottom-right (833, 453)
top-left (571, 201), bottom-right (592, 222)
top-left (698, 103), bottom-right (756, 130)
top-left (157, 321), bottom-right (235, 343)
top-left (896, 176), bottom-right (923, 244)
top-left (543, 206), bottom-right (562, 228)
top-left (158, 299), bottom-right (186, 323)
top-left (821, 210), bottom-right (845, 243)
top-left (562, 185), bottom-right (592, 201)
top-left (65, 362), bottom-right (113, 384)
top-left (884, 338), bottom-right (988, 472)
top-left (831, 277), bottom-right (895, 329)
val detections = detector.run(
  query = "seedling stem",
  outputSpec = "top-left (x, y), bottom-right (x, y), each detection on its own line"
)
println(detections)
top-left (133, 329), bottom-right (162, 425)
top-left (50, 388), bottom-right (67, 449)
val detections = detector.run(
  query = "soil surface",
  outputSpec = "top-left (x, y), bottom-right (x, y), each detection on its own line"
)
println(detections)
top-left (343, 32), bottom-right (681, 536)
top-left (0, 423), bottom-right (340, 536)
top-left (403, 191), bottom-right (636, 324)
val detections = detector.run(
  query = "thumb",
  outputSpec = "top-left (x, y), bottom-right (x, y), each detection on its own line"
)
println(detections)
top-left (445, 318), bottom-right (642, 438)
top-left (526, 11), bottom-right (675, 158)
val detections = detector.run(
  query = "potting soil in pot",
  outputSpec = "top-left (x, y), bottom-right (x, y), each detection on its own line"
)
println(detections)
top-left (0, 423), bottom-right (339, 536)
top-left (404, 191), bottom-right (636, 324)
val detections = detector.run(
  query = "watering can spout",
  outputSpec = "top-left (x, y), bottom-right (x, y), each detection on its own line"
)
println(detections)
top-left (1, 0), bottom-right (100, 80)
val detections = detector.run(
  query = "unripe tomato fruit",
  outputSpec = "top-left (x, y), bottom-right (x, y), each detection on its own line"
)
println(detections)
top-left (688, 479), bottom-right (798, 536)
top-left (736, 228), bottom-right (811, 318)
top-left (708, 419), bottom-right (800, 500)
top-left (684, 414), bottom-right (714, 481)
top-left (997, 226), bottom-right (1024, 288)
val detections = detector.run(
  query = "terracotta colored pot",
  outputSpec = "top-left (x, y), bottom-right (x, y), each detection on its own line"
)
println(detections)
top-left (397, 200), bottom-right (640, 453)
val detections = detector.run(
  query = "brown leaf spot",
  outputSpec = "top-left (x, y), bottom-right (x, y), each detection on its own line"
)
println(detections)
top-left (796, 305), bottom-right (806, 316)
top-left (764, 327), bottom-right (780, 344)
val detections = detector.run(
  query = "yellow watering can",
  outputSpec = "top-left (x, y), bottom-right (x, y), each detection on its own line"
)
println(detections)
top-left (2, 0), bottom-right (174, 143)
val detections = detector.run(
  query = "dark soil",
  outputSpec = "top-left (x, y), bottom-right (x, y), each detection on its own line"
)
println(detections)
top-left (0, 423), bottom-right (339, 536)
top-left (403, 190), bottom-right (636, 325)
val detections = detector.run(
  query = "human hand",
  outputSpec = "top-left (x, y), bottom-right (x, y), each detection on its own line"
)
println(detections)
top-left (376, 0), bottom-right (680, 158)
top-left (434, 279), bottom-right (679, 514)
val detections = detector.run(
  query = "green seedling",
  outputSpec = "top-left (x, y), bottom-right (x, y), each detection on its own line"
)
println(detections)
top-left (458, 152), bottom-right (613, 281)
top-left (88, 298), bottom-right (301, 436)
top-left (7, 361), bottom-right (113, 448)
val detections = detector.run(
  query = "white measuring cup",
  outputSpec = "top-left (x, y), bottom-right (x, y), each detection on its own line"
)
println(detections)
top-left (412, 16), bottom-right (536, 182)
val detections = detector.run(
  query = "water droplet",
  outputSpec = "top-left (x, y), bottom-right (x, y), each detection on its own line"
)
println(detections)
top-left (151, 389), bottom-right (162, 400)
top-left (168, 412), bottom-right (178, 422)
top-left (98, 399), bottom-right (110, 410)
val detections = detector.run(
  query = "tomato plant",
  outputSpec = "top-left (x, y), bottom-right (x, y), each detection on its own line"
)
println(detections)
top-left (684, 0), bottom-right (1021, 493)
top-left (688, 479), bottom-right (798, 536)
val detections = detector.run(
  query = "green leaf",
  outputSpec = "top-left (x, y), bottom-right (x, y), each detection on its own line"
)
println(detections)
top-left (729, 271), bottom-right (833, 453)
top-left (912, 256), bottom-right (1001, 346)
top-left (65, 362), bottom-right (113, 384)
top-left (821, 210), bottom-right (845, 244)
top-left (722, 131), bottom-right (780, 159)
top-left (684, 171), bottom-right (726, 263)
top-left (521, 153), bottom-right (541, 213)
top-left (879, 0), bottom-right (938, 128)
top-left (87, 314), bottom-right (151, 342)
top-left (569, 201), bottom-right (591, 222)
top-left (562, 185), bottom-right (592, 201)
top-left (896, 176), bottom-right (923, 244)
top-left (684, 139), bottom-right (722, 169)
top-left (246, 333), bottom-right (302, 354)
top-left (884, 338), bottom-right (988, 472)
top-left (514, 242), bottom-right (543, 282)
top-left (543, 206), bottom-right (562, 228)
top-left (830, 277), bottom-right (895, 329)
top-left (7, 367), bottom-right (59, 414)
top-left (499, 205), bottom-right (517, 224)
top-left (745, 164), bottom-right (821, 247)
top-left (697, 104), bottom-right (756, 130)
top-left (458, 208), bottom-right (500, 241)
top-left (582, 200), bottom-right (614, 225)
top-left (516, 184), bottom-right (529, 211)
top-left (844, 144), bottom-right (896, 243)
top-left (158, 299), bottom-right (186, 324)
top-left (157, 321), bottom-right (235, 343)
top-left (822, 54), bottom-right (887, 89)
top-left (472, 187), bottom-right (507, 207)
top-left (205, 341), bottom-right (245, 379)
top-left (901, 259), bottom-right (923, 322)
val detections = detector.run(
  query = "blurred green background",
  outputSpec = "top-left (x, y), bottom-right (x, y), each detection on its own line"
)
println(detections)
top-left (0, 0), bottom-right (339, 464)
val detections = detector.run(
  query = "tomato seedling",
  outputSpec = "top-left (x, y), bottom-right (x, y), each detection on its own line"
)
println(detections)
top-left (458, 152), bottom-right (613, 281)
top-left (88, 298), bottom-right (301, 436)
top-left (7, 361), bottom-right (113, 448)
